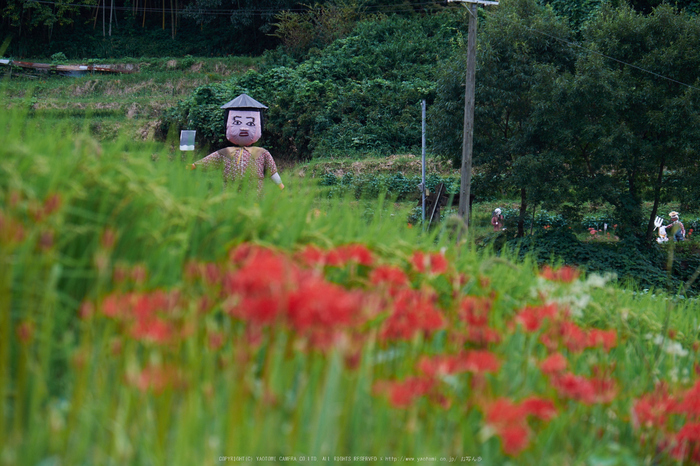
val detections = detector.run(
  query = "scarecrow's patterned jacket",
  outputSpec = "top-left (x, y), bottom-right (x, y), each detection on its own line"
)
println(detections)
top-left (193, 146), bottom-right (279, 192)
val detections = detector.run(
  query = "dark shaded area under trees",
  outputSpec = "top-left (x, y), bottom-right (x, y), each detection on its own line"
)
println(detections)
top-left (0, 0), bottom-right (438, 58)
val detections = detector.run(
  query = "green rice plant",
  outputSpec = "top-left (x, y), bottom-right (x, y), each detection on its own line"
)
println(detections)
top-left (4, 109), bottom-right (700, 466)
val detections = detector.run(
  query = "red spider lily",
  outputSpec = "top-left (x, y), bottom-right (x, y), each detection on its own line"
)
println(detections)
top-left (370, 265), bottom-right (409, 290)
top-left (459, 296), bottom-right (492, 327)
top-left (112, 264), bottom-right (130, 284)
top-left (379, 289), bottom-right (445, 340)
top-left (202, 263), bottom-right (222, 288)
top-left (232, 295), bottom-right (285, 325)
top-left (99, 291), bottom-right (181, 344)
top-left (79, 301), bottom-right (95, 320)
top-left (223, 249), bottom-right (299, 324)
top-left (100, 228), bottom-right (117, 250)
top-left (673, 380), bottom-right (700, 419)
top-left (130, 318), bottom-right (173, 344)
top-left (42, 193), bottom-right (62, 217)
top-left (486, 398), bottom-right (527, 426)
top-left (540, 265), bottom-right (580, 283)
top-left (411, 251), bottom-right (448, 275)
top-left (672, 423), bottom-right (700, 463)
top-left (38, 230), bottom-right (54, 251)
top-left (295, 244), bottom-right (327, 268)
top-left (461, 350), bottom-right (501, 374)
top-left (464, 327), bottom-right (502, 346)
top-left (131, 290), bottom-right (180, 321)
top-left (373, 377), bottom-right (435, 408)
top-left (560, 321), bottom-right (589, 353)
top-left (101, 292), bottom-right (132, 319)
top-left (416, 354), bottom-right (466, 377)
top-left (515, 303), bottom-right (560, 332)
top-left (287, 276), bottom-right (366, 331)
top-left (498, 425), bottom-right (531, 456)
top-left (331, 243), bottom-right (374, 267)
top-left (28, 193), bottom-right (63, 223)
top-left (632, 385), bottom-right (677, 430)
top-left (541, 322), bottom-right (617, 353)
top-left (551, 371), bottom-right (617, 404)
top-left (520, 396), bottom-right (558, 421)
top-left (224, 248), bottom-right (299, 296)
top-left (0, 211), bottom-right (25, 245)
top-left (540, 352), bottom-right (568, 376)
top-left (126, 364), bottom-right (179, 394)
top-left (228, 242), bottom-right (269, 264)
top-left (321, 243), bottom-right (375, 268)
top-left (207, 331), bottom-right (225, 351)
top-left (131, 265), bottom-right (147, 285)
top-left (15, 321), bottom-right (35, 345)
top-left (483, 396), bottom-right (556, 456)
top-left (197, 295), bottom-right (216, 315)
top-left (417, 351), bottom-right (500, 377)
top-left (587, 329), bottom-right (617, 351)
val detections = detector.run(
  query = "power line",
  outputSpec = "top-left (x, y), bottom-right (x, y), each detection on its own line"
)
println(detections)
top-left (480, 7), bottom-right (700, 92)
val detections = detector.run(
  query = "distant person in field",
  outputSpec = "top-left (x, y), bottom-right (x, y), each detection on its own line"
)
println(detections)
top-left (491, 208), bottom-right (504, 231)
top-left (667, 211), bottom-right (685, 241)
top-left (189, 94), bottom-right (284, 193)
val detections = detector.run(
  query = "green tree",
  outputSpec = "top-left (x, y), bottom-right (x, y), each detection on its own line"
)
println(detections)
top-left (532, 4), bottom-right (700, 241)
top-left (432, 0), bottom-right (574, 236)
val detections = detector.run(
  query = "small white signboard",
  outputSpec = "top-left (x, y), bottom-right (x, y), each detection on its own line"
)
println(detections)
top-left (180, 130), bottom-right (196, 151)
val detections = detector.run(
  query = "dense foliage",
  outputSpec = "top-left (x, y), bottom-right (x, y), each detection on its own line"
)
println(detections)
top-left (160, 0), bottom-right (700, 244)
top-left (159, 12), bottom-right (460, 158)
top-left (432, 0), bottom-right (700, 241)
top-left (0, 0), bottom-right (440, 58)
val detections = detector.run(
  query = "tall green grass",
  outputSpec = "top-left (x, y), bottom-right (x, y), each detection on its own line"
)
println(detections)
top-left (2, 108), bottom-right (700, 466)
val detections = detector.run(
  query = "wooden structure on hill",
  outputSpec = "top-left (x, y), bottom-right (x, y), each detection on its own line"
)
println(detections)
top-left (0, 59), bottom-right (137, 78)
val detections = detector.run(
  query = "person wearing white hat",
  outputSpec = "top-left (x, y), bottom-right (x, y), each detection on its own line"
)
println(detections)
top-left (667, 211), bottom-right (685, 241)
top-left (491, 207), bottom-right (504, 231)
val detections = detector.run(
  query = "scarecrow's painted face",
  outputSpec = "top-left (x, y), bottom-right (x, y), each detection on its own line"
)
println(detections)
top-left (226, 110), bottom-right (262, 146)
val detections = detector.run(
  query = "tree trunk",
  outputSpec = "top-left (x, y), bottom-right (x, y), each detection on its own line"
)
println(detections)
top-left (93, 0), bottom-right (100, 29)
top-left (108, 0), bottom-right (113, 36)
top-left (170, 0), bottom-right (176, 39)
top-left (518, 188), bottom-right (527, 238)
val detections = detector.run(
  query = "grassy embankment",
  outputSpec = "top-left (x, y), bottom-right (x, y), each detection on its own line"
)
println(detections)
top-left (1, 56), bottom-right (258, 143)
top-left (4, 100), bottom-right (700, 465)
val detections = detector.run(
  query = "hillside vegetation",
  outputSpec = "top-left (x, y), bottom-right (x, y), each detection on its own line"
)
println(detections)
top-left (0, 56), bottom-right (258, 141)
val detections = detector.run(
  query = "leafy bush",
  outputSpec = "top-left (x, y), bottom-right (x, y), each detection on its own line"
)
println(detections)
top-left (50, 52), bottom-right (67, 63)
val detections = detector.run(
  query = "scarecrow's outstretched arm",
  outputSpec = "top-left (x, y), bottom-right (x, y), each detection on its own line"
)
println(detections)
top-left (263, 150), bottom-right (284, 190)
top-left (188, 150), bottom-right (224, 171)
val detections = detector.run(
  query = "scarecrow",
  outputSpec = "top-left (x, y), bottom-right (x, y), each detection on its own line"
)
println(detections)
top-left (491, 208), bottom-right (504, 231)
top-left (667, 211), bottom-right (685, 242)
top-left (189, 94), bottom-right (284, 192)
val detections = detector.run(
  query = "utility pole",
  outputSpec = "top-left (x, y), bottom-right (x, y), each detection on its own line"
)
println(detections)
top-left (421, 99), bottom-right (427, 226)
top-left (449, 0), bottom-right (499, 236)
